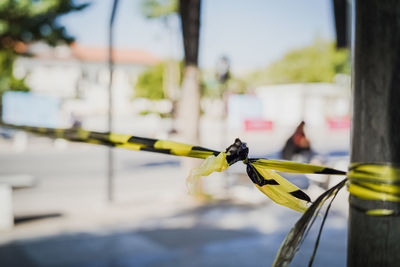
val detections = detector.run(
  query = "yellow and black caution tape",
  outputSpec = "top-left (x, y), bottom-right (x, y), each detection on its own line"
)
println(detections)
top-left (348, 163), bottom-right (400, 216)
top-left (0, 122), bottom-right (346, 213)
top-left (0, 123), bottom-right (219, 159)
top-left (6, 122), bottom-right (400, 266)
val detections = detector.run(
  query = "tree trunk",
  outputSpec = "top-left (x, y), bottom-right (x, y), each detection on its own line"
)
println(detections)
top-left (348, 1), bottom-right (400, 266)
top-left (177, 0), bottom-right (203, 195)
top-left (178, 0), bottom-right (201, 144)
top-left (179, 65), bottom-right (200, 143)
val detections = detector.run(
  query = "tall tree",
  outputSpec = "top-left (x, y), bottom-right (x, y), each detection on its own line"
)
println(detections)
top-left (178, 0), bottom-right (201, 144)
top-left (348, 0), bottom-right (400, 266)
top-left (0, 0), bottom-right (88, 97)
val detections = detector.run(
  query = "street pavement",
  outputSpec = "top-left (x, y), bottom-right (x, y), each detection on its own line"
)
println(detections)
top-left (0, 135), bottom-right (349, 267)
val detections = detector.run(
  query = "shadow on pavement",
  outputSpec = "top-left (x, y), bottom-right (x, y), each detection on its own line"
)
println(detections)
top-left (14, 213), bottom-right (63, 225)
top-left (0, 201), bottom-right (347, 267)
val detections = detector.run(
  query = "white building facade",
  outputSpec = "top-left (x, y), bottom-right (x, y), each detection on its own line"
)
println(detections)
top-left (13, 43), bottom-right (160, 129)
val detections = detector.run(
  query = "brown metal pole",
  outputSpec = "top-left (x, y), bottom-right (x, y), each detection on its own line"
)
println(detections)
top-left (348, 0), bottom-right (400, 266)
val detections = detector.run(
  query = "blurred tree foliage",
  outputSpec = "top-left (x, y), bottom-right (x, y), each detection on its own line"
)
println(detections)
top-left (139, 0), bottom-right (181, 101)
top-left (202, 77), bottom-right (247, 98)
top-left (0, 0), bottom-right (88, 95)
top-left (135, 61), bottom-right (183, 100)
top-left (135, 63), bottom-right (165, 100)
top-left (247, 40), bottom-right (350, 86)
top-left (136, 61), bottom-right (250, 100)
top-left (136, 62), bottom-right (245, 100)
top-left (141, 0), bottom-right (178, 19)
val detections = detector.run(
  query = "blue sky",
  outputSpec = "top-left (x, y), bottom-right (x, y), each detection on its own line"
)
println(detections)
top-left (60, 0), bottom-right (335, 72)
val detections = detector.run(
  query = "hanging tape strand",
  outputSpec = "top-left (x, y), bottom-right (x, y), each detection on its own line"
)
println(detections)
top-left (272, 178), bottom-right (347, 267)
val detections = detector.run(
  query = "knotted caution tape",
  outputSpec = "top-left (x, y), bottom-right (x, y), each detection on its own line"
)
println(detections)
top-left (188, 138), bottom-right (346, 212)
top-left (1, 122), bottom-right (346, 213)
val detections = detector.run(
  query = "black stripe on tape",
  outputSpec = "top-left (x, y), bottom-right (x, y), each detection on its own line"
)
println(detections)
top-left (191, 146), bottom-right (220, 156)
top-left (246, 163), bottom-right (279, 186)
top-left (140, 146), bottom-right (172, 155)
top-left (128, 136), bottom-right (157, 146)
top-left (316, 168), bottom-right (346, 175)
top-left (289, 190), bottom-right (311, 202)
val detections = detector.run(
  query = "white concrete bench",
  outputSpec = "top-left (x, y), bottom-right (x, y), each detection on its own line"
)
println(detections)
top-left (0, 174), bottom-right (37, 230)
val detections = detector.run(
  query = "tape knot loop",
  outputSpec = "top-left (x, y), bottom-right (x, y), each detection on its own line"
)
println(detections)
top-left (225, 138), bottom-right (249, 165)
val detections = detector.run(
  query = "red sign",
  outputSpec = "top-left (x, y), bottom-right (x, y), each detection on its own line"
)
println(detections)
top-left (244, 119), bottom-right (274, 131)
top-left (327, 116), bottom-right (350, 130)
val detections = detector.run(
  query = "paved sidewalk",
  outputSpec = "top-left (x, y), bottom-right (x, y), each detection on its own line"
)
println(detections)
top-left (0, 202), bottom-right (347, 267)
top-left (0, 141), bottom-right (348, 266)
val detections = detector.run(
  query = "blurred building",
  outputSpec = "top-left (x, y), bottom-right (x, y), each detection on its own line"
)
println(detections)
top-left (224, 80), bottom-right (351, 155)
top-left (13, 43), bottom-right (160, 127)
top-left (255, 81), bottom-right (350, 128)
top-left (227, 79), bottom-right (350, 132)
